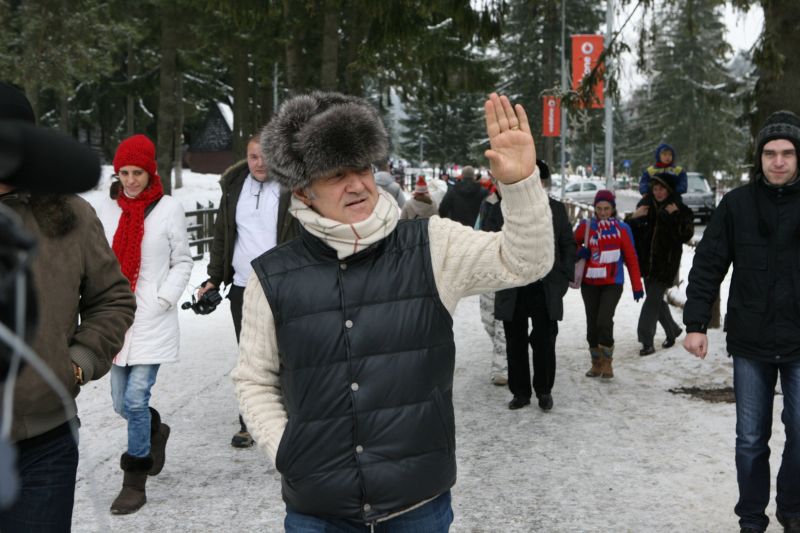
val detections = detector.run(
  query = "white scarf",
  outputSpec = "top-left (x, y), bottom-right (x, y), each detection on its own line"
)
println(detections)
top-left (289, 189), bottom-right (400, 259)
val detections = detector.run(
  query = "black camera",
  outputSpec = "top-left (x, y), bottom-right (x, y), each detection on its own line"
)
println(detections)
top-left (181, 288), bottom-right (223, 315)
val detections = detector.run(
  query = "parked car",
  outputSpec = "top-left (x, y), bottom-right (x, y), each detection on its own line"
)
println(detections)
top-left (683, 172), bottom-right (716, 223)
top-left (563, 179), bottom-right (607, 204)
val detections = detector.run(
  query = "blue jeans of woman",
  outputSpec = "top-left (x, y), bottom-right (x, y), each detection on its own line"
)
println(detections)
top-left (733, 356), bottom-right (800, 531)
top-left (284, 491), bottom-right (453, 532)
top-left (110, 364), bottom-right (160, 458)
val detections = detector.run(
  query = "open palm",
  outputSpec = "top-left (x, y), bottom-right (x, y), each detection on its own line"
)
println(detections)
top-left (484, 93), bottom-right (536, 184)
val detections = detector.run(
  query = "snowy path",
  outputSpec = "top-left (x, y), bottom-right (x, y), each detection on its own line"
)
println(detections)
top-left (71, 259), bottom-right (787, 532)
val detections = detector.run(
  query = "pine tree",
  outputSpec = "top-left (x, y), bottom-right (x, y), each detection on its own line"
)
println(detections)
top-left (619, 0), bottom-right (746, 181)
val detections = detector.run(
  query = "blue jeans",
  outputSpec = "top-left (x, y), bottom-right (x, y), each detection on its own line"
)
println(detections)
top-left (733, 356), bottom-right (800, 531)
top-left (285, 491), bottom-right (453, 532)
top-left (0, 421), bottom-right (79, 533)
top-left (110, 364), bottom-right (160, 458)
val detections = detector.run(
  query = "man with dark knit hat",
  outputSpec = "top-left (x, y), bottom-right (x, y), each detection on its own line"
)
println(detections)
top-left (627, 172), bottom-right (694, 356)
top-left (0, 83), bottom-right (136, 531)
top-left (684, 110), bottom-right (800, 533)
top-left (231, 91), bottom-right (554, 529)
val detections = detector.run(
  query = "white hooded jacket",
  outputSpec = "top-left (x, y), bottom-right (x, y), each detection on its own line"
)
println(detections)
top-left (98, 194), bottom-right (193, 366)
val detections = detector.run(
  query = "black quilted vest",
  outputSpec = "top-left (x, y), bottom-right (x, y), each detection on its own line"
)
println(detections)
top-left (251, 219), bottom-right (457, 522)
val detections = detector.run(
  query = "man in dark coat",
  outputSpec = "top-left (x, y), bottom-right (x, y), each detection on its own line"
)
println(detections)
top-left (627, 174), bottom-right (694, 355)
top-left (683, 110), bottom-right (800, 533)
top-left (495, 160), bottom-right (575, 410)
top-left (438, 165), bottom-right (488, 227)
top-left (198, 134), bottom-right (297, 447)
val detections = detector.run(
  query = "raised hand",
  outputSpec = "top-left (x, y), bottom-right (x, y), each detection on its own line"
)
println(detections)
top-left (483, 93), bottom-right (536, 185)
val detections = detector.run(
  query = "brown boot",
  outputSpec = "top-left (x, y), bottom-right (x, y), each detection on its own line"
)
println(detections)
top-left (148, 407), bottom-right (170, 476)
top-left (111, 453), bottom-right (152, 514)
top-left (585, 347), bottom-right (602, 377)
top-left (599, 344), bottom-right (614, 379)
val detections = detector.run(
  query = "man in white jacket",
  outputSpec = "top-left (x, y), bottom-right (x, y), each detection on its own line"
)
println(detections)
top-left (232, 91), bottom-right (553, 530)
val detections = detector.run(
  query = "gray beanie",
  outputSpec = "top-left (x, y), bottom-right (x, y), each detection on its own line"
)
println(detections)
top-left (261, 91), bottom-right (389, 190)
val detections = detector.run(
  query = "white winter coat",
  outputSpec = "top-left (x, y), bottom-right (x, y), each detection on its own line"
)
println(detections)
top-left (97, 195), bottom-right (193, 366)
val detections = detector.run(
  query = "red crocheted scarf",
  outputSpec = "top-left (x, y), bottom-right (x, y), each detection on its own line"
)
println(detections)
top-left (112, 175), bottom-right (165, 291)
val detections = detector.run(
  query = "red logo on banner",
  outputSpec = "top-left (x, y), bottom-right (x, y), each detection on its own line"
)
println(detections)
top-left (571, 34), bottom-right (604, 109)
top-left (542, 96), bottom-right (561, 137)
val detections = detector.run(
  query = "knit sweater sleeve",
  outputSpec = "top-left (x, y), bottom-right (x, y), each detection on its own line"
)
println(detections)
top-left (428, 169), bottom-right (554, 314)
top-left (230, 272), bottom-right (286, 466)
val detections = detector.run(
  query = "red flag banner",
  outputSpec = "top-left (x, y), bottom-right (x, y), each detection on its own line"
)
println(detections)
top-left (542, 96), bottom-right (561, 137)
top-left (571, 34), bottom-right (605, 109)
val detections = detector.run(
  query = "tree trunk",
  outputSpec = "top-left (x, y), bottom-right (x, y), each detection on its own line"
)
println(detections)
top-left (173, 74), bottom-right (184, 190)
top-left (126, 39), bottom-right (136, 137)
top-left (157, 1), bottom-right (178, 194)
top-left (23, 81), bottom-right (39, 125)
top-left (232, 39), bottom-right (251, 157)
top-left (283, 0), bottom-right (303, 92)
top-left (752, 0), bottom-right (800, 136)
top-left (59, 91), bottom-right (69, 133)
top-left (320, 0), bottom-right (340, 90)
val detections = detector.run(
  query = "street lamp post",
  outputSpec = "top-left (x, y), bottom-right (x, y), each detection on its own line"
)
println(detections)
top-left (604, 0), bottom-right (614, 189)
top-left (560, 0), bottom-right (568, 199)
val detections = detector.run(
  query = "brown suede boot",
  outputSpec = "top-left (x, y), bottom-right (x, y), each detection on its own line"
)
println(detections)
top-left (585, 347), bottom-right (602, 377)
top-left (148, 407), bottom-right (170, 476)
top-left (599, 344), bottom-right (614, 379)
top-left (111, 453), bottom-right (152, 515)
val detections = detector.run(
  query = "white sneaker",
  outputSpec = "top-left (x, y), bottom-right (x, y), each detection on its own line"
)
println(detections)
top-left (491, 375), bottom-right (508, 386)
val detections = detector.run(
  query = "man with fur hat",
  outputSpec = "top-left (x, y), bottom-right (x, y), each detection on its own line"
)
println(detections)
top-left (197, 134), bottom-right (297, 448)
top-left (438, 164), bottom-right (488, 227)
top-left (684, 110), bottom-right (800, 533)
top-left (232, 91), bottom-right (554, 529)
top-left (0, 82), bottom-right (136, 531)
top-left (627, 173), bottom-right (693, 356)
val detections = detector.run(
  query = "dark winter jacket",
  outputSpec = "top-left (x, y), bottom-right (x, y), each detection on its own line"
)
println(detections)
top-left (438, 178), bottom-right (488, 227)
top-left (252, 221), bottom-right (456, 522)
top-left (494, 198), bottom-right (575, 321)
top-left (1, 193), bottom-right (136, 442)
top-left (684, 178), bottom-right (800, 362)
top-left (626, 197), bottom-right (694, 286)
top-left (206, 160), bottom-right (297, 288)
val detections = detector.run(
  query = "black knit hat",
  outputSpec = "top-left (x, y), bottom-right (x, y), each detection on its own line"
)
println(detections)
top-left (0, 82), bottom-right (35, 123)
top-left (753, 110), bottom-right (800, 176)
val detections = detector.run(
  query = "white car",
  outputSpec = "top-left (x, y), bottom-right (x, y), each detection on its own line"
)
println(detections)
top-left (563, 179), bottom-right (607, 204)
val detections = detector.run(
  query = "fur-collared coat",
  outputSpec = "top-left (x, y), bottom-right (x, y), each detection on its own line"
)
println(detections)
top-left (2, 193), bottom-right (135, 441)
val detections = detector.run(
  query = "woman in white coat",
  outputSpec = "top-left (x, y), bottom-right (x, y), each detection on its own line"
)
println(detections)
top-left (97, 134), bottom-right (193, 515)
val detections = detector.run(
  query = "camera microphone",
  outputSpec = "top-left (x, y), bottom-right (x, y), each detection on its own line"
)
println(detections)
top-left (0, 121), bottom-right (101, 193)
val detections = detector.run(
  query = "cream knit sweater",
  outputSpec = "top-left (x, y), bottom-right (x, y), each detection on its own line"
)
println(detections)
top-left (231, 169), bottom-right (554, 464)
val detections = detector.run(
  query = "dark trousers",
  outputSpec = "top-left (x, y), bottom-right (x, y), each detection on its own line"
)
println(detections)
top-left (227, 284), bottom-right (247, 432)
top-left (503, 283), bottom-right (558, 399)
top-left (228, 284), bottom-right (245, 343)
top-left (637, 278), bottom-right (681, 346)
top-left (733, 356), bottom-right (800, 531)
top-left (580, 284), bottom-right (623, 347)
top-left (0, 422), bottom-right (79, 533)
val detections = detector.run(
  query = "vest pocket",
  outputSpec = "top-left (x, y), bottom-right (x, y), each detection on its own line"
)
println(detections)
top-left (275, 419), bottom-right (294, 475)
top-left (432, 389), bottom-right (455, 458)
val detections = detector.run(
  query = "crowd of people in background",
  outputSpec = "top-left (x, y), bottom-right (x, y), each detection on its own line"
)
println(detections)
top-left (2, 79), bottom-right (799, 533)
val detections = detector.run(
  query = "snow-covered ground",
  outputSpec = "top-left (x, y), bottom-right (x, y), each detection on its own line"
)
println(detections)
top-left (69, 172), bottom-right (787, 532)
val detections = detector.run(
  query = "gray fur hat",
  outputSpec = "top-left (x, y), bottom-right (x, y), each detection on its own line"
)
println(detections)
top-left (261, 91), bottom-right (389, 190)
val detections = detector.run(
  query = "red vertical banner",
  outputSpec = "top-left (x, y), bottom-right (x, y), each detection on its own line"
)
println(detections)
top-left (542, 96), bottom-right (561, 137)
top-left (571, 34), bottom-right (605, 109)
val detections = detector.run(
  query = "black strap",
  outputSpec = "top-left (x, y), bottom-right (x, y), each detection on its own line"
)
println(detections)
top-left (144, 197), bottom-right (162, 218)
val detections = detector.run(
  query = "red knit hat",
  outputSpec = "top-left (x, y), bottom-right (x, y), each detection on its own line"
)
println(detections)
top-left (593, 189), bottom-right (616, 207)
top-left (113, 134), bottom-right (158, 177)
top-left (414, 175), bottom-right (428, 194)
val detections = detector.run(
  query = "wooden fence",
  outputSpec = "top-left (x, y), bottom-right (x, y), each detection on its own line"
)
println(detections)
top-left (185, 201), bottom-right (216, 260)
